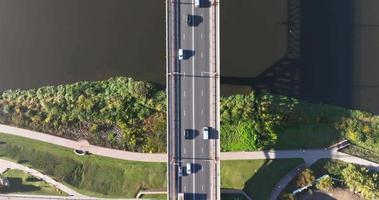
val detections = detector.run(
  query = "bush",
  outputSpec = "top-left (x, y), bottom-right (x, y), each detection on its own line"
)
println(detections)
top-left (296, 168), bottom-right (315, 187)
top-left (341, 164), bottom-right (379, 199)
top-left (316, 175), bottom-right (333, 191)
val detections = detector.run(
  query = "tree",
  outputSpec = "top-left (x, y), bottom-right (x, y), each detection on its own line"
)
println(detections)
top-left (296, 168), bottom-right (315, 187)
top-left (316, 175), bottom-right (333, 191)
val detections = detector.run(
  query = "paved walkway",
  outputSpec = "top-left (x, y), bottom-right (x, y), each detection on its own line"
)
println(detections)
top-left (2, 124), bottom-right (379, 200)
top-left (269, 164), bottom-right (306, 200)
top-left (0, 158), bottom-right (85, 197)
top-left (1, 124), bottom-right (379, 171)
top-left (0, 124), bottom-right (166, 163)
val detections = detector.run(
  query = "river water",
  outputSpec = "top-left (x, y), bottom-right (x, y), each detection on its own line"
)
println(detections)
top-left (0, 0), bottom-right (378, 113)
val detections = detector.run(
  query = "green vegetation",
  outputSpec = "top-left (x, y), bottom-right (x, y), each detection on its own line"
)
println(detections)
top-left (221, 159), bottom-right (304, 200)
top-left (139, 194), bottom-right (167, 200)
top-left (0, 132), bottom-right (166, 198)
top-left (342, 144), bottom-right (379, 163)
top-left (1, 76), bottom-right (379, 153)
top-left (1, 169), bottom-right (67, 195)
top-left (221, 194), bottom-right (248, 200)
top-left (342, 164), bottom-right (379, 199)
top-left (0, 77), bottom-right (166, 153)
top-left (284, 159), bottom-right (379, 199)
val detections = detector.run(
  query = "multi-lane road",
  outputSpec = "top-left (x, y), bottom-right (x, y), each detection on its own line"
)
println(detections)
top-left (167, 0), bottom-right (220, 199)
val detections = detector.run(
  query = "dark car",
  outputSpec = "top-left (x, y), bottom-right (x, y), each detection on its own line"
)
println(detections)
top-left (187, 15), bottom-right (193, 26)
top-left (184, 129), bottom-right (191, 139)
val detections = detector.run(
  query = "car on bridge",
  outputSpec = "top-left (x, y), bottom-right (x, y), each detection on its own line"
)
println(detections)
top-left (178, 49), bottom-right (184, 60)
top-left (203, 127), bottom-right (209, 140)
top-left (184, 129), bottom-right (192, 139)
top-left (186, 163), bottom-right (191, 174)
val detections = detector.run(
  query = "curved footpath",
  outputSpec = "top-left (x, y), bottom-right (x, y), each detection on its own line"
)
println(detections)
top-left (0, 124), bottom-right (166, 162)
top-left (1, 124), bottom-right (379, 171)
top-left (0, 158), bottom-right (85, 197)
top-left (2, 124), bottom-right (379, 200)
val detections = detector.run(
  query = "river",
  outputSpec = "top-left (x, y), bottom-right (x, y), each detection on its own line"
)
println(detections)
top-left (0, 0), bottom-right (378, 113)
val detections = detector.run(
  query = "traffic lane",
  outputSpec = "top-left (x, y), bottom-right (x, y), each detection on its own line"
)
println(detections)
top-left (193, 77), bottom-right (211, 159)
top-left (195, 160), bottom-right (211, 199)
top-left (180, 158), bottom-right (210, 200)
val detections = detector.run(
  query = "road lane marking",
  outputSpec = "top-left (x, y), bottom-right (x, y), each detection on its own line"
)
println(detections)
top-left (184, 148), bottom-right (186, 154)
top-left (184, 110), bottom-right (186, 116)
top-left (183, 33), bottom-right (186, 40)
top-left (184, 185), bottom-right (187, 192)
top-left (201, 90), bottom-right (204, 96)
top-left (201, 109), bottom-right (204, 115)
top-left (201, 185), bottom-right (204, 191)
top-left (201, 147), bottom-right (204, 153)
top-left (184, 90), bottom-right (186, 97)
top-left (201, 51), bottom-right (203, 58)
top-left (191, 1), bottom-right (196, 199)
top-left (200, 33), bottom-right (203, 39)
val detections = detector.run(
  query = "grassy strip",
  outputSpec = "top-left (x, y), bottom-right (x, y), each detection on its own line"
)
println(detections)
top-left (1, 169), bottom-right (67, 196)
top-left (221, 159), bottom-right (304, 200)
top-left (221, 194), bottom-right (248, 200)
top-left (342, 145), bottom-right (379, 164)
top-left (140, 194), bottom-right (167, 200)
top-left (0, 132), bottom-right (166, 198)
top-left (271, 124), bottom-right (342, 150)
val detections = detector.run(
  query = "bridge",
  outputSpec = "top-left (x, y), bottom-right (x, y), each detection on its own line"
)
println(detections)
top-left (166, 0), bottom-right (220, 199)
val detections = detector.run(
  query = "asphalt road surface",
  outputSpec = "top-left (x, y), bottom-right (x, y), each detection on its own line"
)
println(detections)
top-left (167, 0), bottom-right (218, 199)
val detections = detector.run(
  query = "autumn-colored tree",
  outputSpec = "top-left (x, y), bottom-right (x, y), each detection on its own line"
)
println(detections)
top-left (296, 168), bottom-right (315, 187)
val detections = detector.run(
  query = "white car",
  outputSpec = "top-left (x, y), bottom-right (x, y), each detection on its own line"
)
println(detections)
top-left (195, 0), bottom-right (201, 7)
top-left (203, 127), bottom-right (209, 140)
top-left (178, 49), bottom-right (184, 60)
top-left (186, 163), bottom-right (191, 174)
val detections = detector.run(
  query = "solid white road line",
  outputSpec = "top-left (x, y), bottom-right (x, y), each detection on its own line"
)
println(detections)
top-left (184, 90), bottom-right (186, 97)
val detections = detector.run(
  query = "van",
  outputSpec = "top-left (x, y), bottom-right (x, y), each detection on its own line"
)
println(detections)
top-left (203, 127), bottom-right (209, 139)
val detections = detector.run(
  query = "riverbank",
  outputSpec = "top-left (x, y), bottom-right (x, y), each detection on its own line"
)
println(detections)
top-left (2, 76), bottom-right (379, 155)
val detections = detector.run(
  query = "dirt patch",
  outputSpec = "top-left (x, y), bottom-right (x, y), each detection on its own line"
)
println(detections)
top-left (297, 188), bottom-right (363, 200)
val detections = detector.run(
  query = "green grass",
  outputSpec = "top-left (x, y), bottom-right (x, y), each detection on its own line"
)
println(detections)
top-left (1, 169), bottom-right (67, 196)
top-left (0, 132), bottom-right (166, 198)
top-left (221, 159), bottom-right (304, 200)
top-left (342, 145), bottom-right (379, 164)
top-left (271, 124), bottom-right (342, 150)
top-left (140, 194), bottom-right (167, 199)
top-left (221, 194), bottom-right (248, 200)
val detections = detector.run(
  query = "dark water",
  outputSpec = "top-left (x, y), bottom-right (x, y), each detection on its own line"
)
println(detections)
top-left (0, 0), bottom-right (378, 113)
